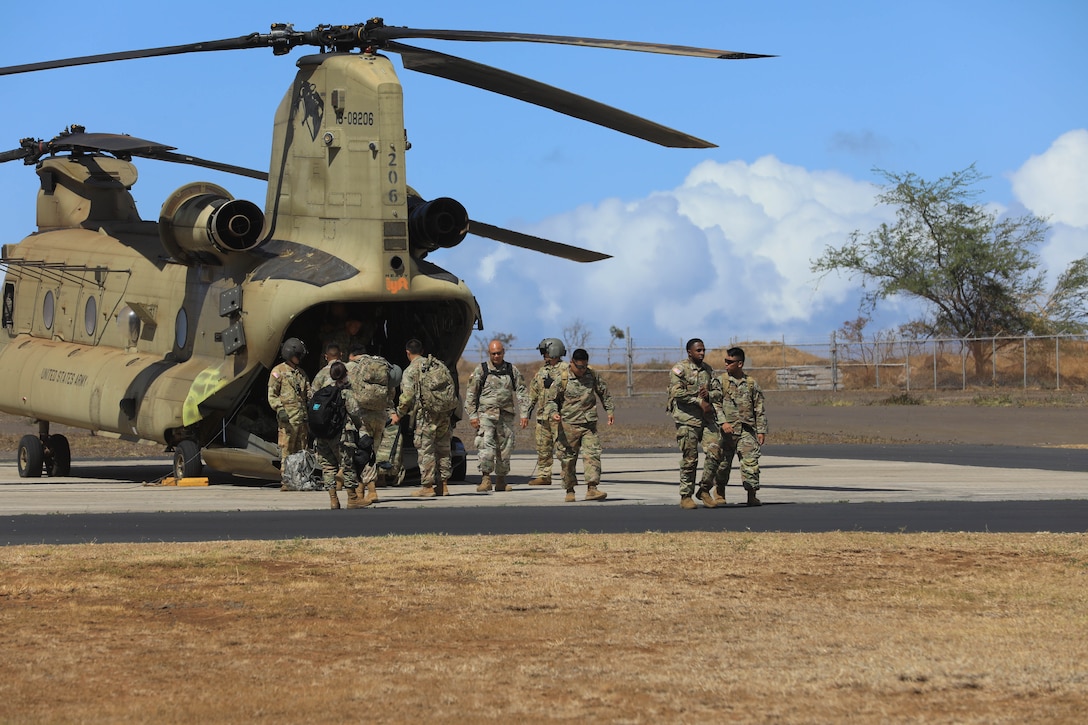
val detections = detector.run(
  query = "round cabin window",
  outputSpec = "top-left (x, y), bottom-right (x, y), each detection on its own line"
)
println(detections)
top-left (84, 296), bottom-right (97, 336)
top-left (174, 307), bottom-right (188, 349)
top-left (42, 290), bottom-right (55, 330)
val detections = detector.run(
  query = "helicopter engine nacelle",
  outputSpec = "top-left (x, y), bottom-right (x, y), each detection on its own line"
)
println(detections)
top-left (407, 195), bottom-right (469, 258)
top-left (159, 182), bottom-right (266, 263)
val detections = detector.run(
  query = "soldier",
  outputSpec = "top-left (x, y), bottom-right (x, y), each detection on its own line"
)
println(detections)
top-left (311, 342), bottom-right (343, 391)
top-left (267, 337), bottom-right (311, 491)
top-left (328, 318), bottom-right (368, 361)
top-left (390, 339), bottom-right (453, 498)
top-left (545, 348), bottom-right (614, 502)
top-left (345, 345), bottom-right (399, 506)
top-left (526, 337), bottom-right (566, 486)
top-left (668, 338), bottom-right (726, 509)
top-left (311, 361), bottom-right (367, 509)
top-left (713, 347), bottom-right (767, 507)
top-left (464, 339), bottom-right (530, 492)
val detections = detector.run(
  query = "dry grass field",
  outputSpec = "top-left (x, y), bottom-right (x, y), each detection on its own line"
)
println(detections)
top-left (2, 533), bottom-right (1087, 723)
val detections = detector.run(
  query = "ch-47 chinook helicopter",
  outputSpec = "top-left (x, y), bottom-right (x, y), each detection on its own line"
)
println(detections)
top-left (0, 20), bottom-right (769, 481)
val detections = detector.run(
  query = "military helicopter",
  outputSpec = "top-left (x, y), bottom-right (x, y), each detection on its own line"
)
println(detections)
top-left (0, 20), bottom-right (768, 481)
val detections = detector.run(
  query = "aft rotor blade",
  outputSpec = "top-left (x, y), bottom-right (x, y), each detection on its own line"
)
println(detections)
top-left (469, 220), bottom-right (611, 263)
top-left (391, 42), bottom-right (715, 148)
top-left (0, 34), bottom-right (267, 76)
top-left (373, 27), bottom-right (773, 60)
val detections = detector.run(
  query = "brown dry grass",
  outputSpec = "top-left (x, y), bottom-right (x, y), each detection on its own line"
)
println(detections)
top-left (2, 532), bottom-right (1086, 724)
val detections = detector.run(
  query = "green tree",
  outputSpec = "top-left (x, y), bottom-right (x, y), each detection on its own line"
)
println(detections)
top-left (812, 165), bottom-right (1088, 377)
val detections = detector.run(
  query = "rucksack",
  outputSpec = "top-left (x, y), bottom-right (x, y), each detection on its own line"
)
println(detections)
top-left (350, 355), bottom-right (391, 411)
top-left (418, 356), bottom-right (458, 414)
top-left (475, 361), bottom-right (513, 398)
top-left (281, 449), bottom-right (321, 491)
top-left (308, 384), bottom-right (348, 439)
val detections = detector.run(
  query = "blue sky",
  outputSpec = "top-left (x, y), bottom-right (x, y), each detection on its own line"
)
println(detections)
top-left (2, 1), bottom-right (1085, 349)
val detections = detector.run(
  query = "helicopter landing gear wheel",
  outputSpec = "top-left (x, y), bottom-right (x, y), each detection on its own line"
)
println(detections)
top-left (17, 435), bottom-right (44, 478)
top-left (45, 434), bottom-right (71, 477)
top-left (173, 439), bottom-right (203, 479)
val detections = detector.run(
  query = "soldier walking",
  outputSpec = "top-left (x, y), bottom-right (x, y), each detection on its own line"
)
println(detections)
top-left (464, 339), bottom-right (529, 492)
top-left (526, 337), bottom-right (566, 486)
top-left (310, 361), bottom-right (366, 509)
top-left (267, 337), bottom-right (311, 491)
top-left (345, 345), bottom-right (400, 506)
top-left (391, 339), bottom-right (454, 498)
top-left (714, 347), bottom-right (767, 506)
top-left (545, 348), bottom-right (614, 502)
top-left (668, 338), bottom-right (725, 509)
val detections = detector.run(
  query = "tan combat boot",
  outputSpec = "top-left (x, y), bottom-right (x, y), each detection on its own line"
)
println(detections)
top-left (476, 474), bottom-right (492, 493)
top-left (713, 485), bottom-right (727, 506)
top-left (564, 489), bottom-right (577, 503)
top-left (698, 488), bottom-right (718, 509)
top-left (363, 480), bottom-right (379, 505)
top-left (746, 489), bottom-right (762, 507)
top-left (412, 486), bottom-right (436, 498)
top-left (584, 485), bottom-right (607, 502)
top-left (680, 496), bottom-right (697, 510)
top-left (527, 475), bottom-right (551, 486)
top-left (494, 476), bottom-right (508, 492)
top-left (347, 486), bottom-right (372, 509)
top-left (328, 488), bottom-right (341, 509)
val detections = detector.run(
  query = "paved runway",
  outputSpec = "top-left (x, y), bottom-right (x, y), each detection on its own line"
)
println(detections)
top-left (2, 444), bottom-right (1085, 544)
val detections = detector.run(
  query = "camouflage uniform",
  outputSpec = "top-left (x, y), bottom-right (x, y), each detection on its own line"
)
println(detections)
top-left (313, 383), bottom-right (363, 493)
top-left (545, 365), bottom-right (614, 493)
top-left (346, 355), bottom-right (396, 486)
top-left (715, 371), bottom-right (767, 493)
top-left (528, 362), bottom-right (563, 481)
top-left (396, 355), bottom-right (452, 487)
top-left (464, 361), bottom-right (529, 477)
top-left (668, 358), bottom-right (725, 498)
top-left (311, 362), bottom-right (335, 393)
top-left (267, 361), bottom-right (311, 483)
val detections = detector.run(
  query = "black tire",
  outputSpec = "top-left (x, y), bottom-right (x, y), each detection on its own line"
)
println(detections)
top-left (173, 439), bottom-right (203, 479)
top-left (17, 435), bottom-right (44, 478)
top-left (45, 434), bottom-right (71, 477)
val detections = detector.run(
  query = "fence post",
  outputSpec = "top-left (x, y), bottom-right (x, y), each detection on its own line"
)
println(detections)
top-left (830, 331), bottom-right (839, 392)
top-left (625, 328), bottom-right (634, 397)
top-left (1056, 336), bottom-right (1061, 390)
top-left (905, 341), bottom-right (911, 392)
top-left (1023, 336), bottom-right (1027, 389)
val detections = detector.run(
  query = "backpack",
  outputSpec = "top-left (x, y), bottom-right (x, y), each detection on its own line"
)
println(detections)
top-left (350, 355), bottom-right (391, 411)
top-left (475, 361), bottom-right (513, 398)
top-left (308, 384), bottom-right (348, 439)
top-left (418, 356), bottom-right (458, 414)
top-left (281, 449), bottom-right (321, 491)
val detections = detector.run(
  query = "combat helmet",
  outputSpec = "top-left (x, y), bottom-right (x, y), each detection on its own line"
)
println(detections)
top-left (537, 338), bottom-right (567, 359)
top-left (280, 337), bottom-right (308, 361)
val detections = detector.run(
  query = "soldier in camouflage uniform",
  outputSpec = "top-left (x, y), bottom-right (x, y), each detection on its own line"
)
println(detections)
top-left (668, 338), bottom-right (726, 509)
top-left (526, 337), bottom-right (566, 486)
top-left (464, 339), bottom-right (529, 492)
top-left (267, 338), bottom-right (311, 491)
top-left (714, 347), bottom-right (767, 507)
top-left (310, 343), bottom-right (343, 392)
top-left (545, 348), bottom-right (614, 502)
top-left (390, 338), bottom-right (452, 498)
top-left (311, 361), bottom-right (367, 509)
top-left (345, 345), bottom-right (399, 506)
top-left (327, 318), bottom-right (369, 363)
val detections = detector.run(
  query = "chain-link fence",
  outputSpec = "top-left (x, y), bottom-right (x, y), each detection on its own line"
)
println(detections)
top-left (466, 334), bottom-right (1088, 396)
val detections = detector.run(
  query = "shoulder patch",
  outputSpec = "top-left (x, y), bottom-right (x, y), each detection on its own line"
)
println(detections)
top-left (671, 365), bottom-right (684, 376)
top-left (272, 371), bottom-right (280, 378)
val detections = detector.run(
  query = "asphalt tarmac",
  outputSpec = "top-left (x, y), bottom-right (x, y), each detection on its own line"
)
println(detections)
top-left (2, 444), bottom-right (1085, 544)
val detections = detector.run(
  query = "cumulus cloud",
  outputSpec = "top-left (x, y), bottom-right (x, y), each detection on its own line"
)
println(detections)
top-left (1009, 129), bottom-right (1088, 283)
top-left (465, 155), bottom-right (890, 345)
top-left (1010, 129), bottom-right (1088, 228)
top-left (456, 139), bottom-right (1086, 348)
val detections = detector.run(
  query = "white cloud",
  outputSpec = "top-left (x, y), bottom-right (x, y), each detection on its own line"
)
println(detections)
top-left (1010, 129), bottom-right (1088, 228)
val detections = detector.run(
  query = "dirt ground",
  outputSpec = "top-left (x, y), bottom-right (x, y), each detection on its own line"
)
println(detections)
top-left (2, 389), bottom-right (1085, 462)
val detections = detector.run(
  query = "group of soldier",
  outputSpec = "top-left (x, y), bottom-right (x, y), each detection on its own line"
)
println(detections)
top-left (267, 325), bottom-right (766, 510)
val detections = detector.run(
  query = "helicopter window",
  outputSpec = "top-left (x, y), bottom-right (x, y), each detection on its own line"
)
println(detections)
top-left (84, 296), bottom-right (97, 337)
top-left (3, 283), bottom-right (13, 329)
top-left (175, 308), bottom-right (188, 349)
top-left (116, 306), bottom-right (141, 346)
top-left (42, 290), bottom-right (55, 330)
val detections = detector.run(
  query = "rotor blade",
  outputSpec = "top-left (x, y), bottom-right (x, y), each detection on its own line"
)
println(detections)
top-left (469, 220), bottom-right (611, 263)
top-left (57, 132), bottom-right (175, 154)
top-left (390, 42), bottom-right (715, 148)
top-left (0, 146), bottom-right (31, 163)
top-left (372, 27), bottom-right (773, 60)
top-left (0, 34), bottom-right (267, 76)
top-left (137, 150), bottom-right (270, 181)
